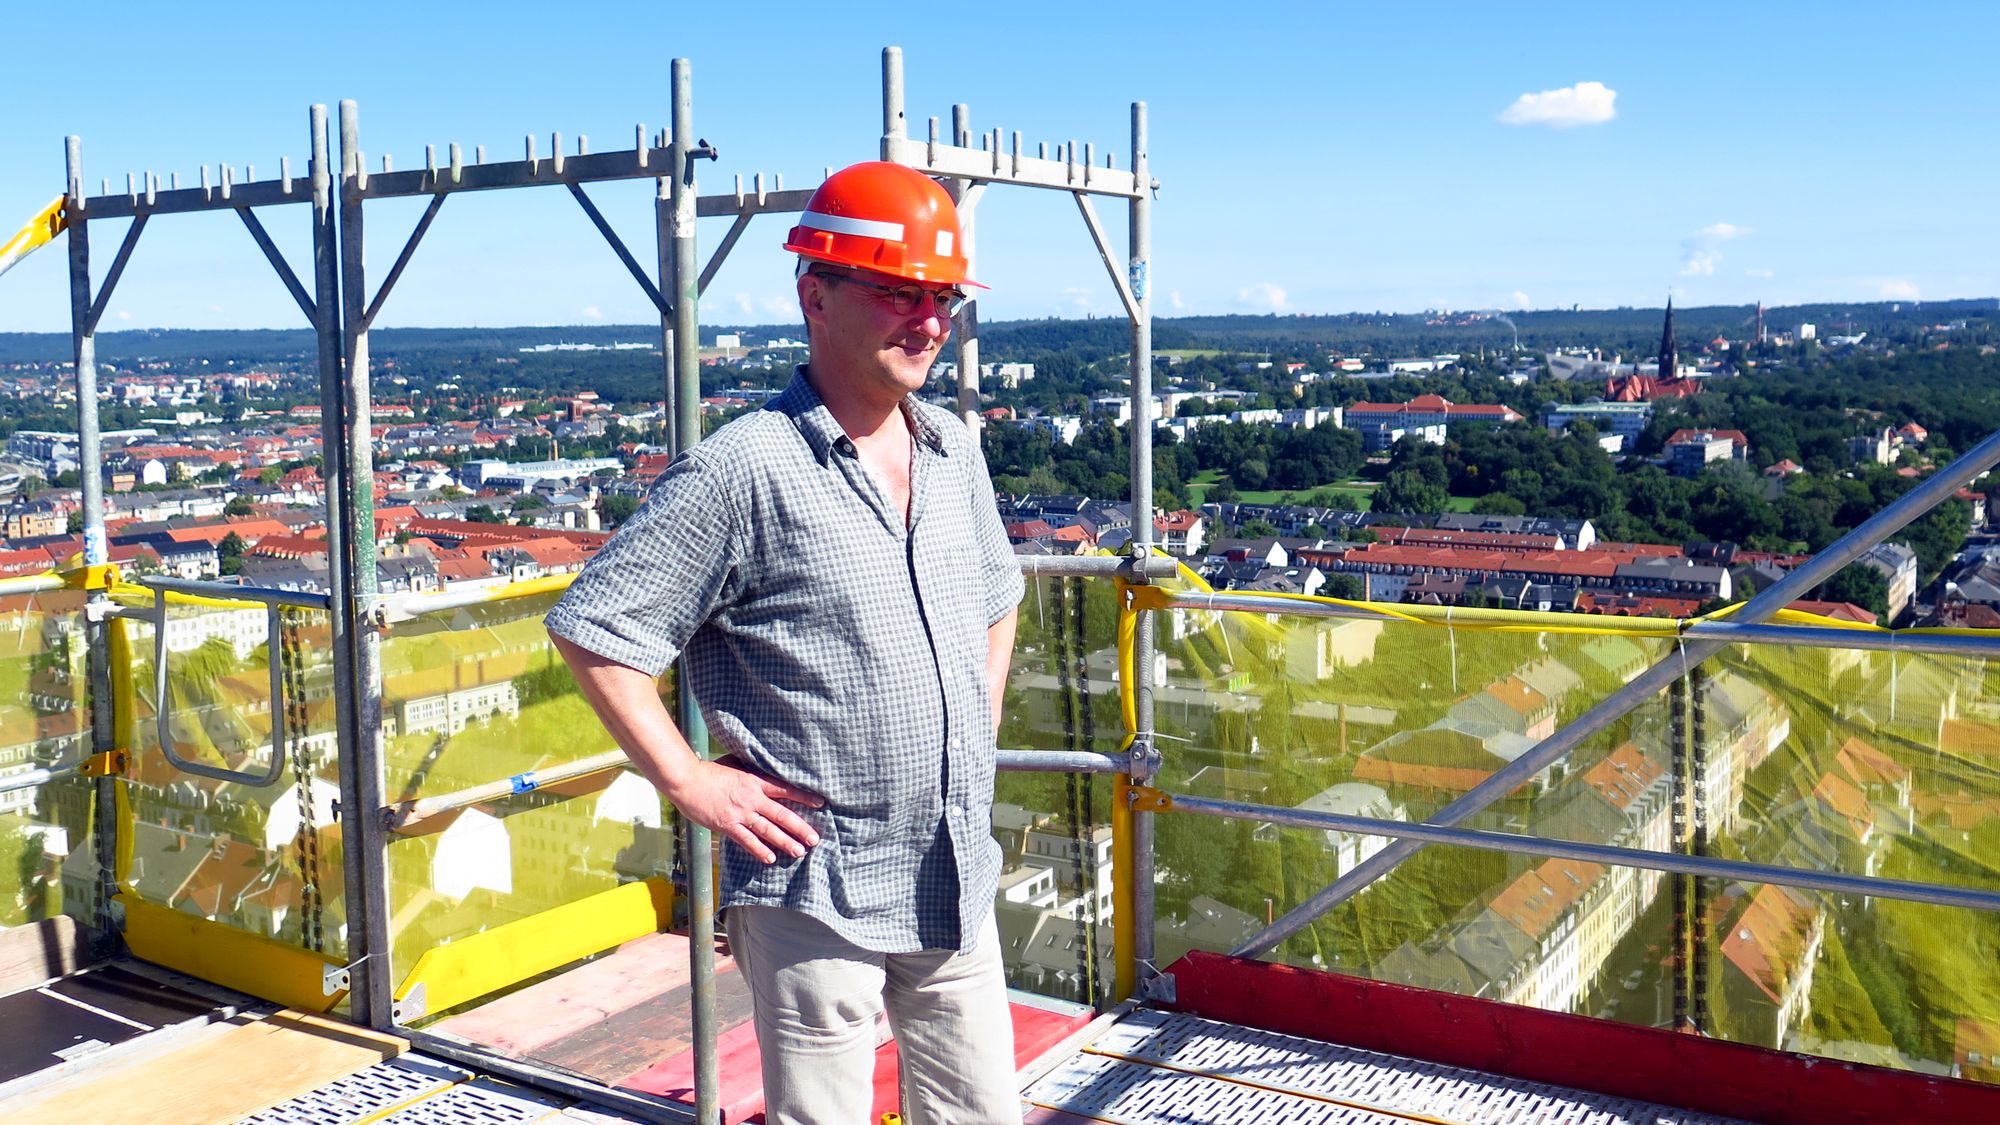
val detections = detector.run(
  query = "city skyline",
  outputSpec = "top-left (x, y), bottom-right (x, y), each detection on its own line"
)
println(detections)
top-left (3, 4), bottom-right (1996, 333)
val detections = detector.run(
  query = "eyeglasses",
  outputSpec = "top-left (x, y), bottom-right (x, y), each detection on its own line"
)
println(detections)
top-left (811, 270), bottom-right (968, 318)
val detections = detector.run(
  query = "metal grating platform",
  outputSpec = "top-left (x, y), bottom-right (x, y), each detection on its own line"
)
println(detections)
top-left (1023, 1009), bottom-right (1757, 1125)
top-left (240, 1055), bottom-right (639, 1125)
top-left (239, 1056), bottom-right (471, 1124)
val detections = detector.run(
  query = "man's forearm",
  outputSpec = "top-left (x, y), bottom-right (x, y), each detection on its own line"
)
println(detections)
top-left (985, 608), bottom-right (1018, 733)
top-left (550, 631), bottom-right (824, 862)
top-left (550, 632), bottom-right (702, 795)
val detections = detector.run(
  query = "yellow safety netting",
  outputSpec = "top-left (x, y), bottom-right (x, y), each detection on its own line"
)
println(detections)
top-left (19, 553), bottom-right (1998, 1065)
top-left (0, 197), bottom-right (65, 279)
top-left (1132, 555), bottom-right (2000, 1076)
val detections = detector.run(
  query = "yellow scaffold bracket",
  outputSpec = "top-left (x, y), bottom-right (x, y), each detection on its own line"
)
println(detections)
top-left (80, 749), bottom-right (129, 778)
top-left (61, 562), bottom-right (122, 591)
top-left (1127, 785), bottom-right (1174, 813)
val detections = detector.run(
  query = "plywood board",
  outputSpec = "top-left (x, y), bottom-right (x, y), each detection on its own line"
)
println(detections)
top-left (8, 1010), bottom-right (406, 1125)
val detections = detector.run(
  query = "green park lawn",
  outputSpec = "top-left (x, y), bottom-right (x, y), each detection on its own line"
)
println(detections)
top-left (1187, 468), bottom-right (1482, 515)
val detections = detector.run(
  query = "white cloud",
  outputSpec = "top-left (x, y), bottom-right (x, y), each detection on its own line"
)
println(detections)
top-left (1693, 222), bottom-right (1750, 241)
top-left (207, 304), bottom-right (224, 313)
top-left (733, 292), bottom-right (755, 317)
top-left (1236, 282), bottom-right (1290, 312)
top-left (1060, 287), bottom-right (1096, 315)
top-left (1880, 279), bottom-right (1921, 300)
top-left (1745, 268), bottom-right (1775, 279)
top-left (1498, 81), bottom-right (1617, 129)
top-left (1680, 222), bottom-right (1751, 276)
top-left (580, 306), bottom-right (604, 321)
top-left (115, 310), bottom-right (131, 321)
top-left (1512, 290), bottom-right (1532, 310)
top-left (760, 295), bottom-right (797, 317)
top-left (1168, 291), bottom-right (1187, 311)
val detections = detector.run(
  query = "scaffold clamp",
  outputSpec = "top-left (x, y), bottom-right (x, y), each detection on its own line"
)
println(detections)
top-left (1127, 785), bottom-right (1172, 813)
top-left (80, 750), bottom-right (128, 778)
top-left (1127, 735), bottom-right (1161, 781)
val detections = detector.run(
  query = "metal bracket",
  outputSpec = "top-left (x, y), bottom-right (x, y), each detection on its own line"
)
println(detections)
top-left (1139, 971), bottom-right (1177, 1004)
top-left (1127, 784), bottom-right (1172, 813)
top-left (1126, 736), bottom-right (1162, 782)
top-left (80, 749), bottom-right (128, 778)
top-left (391, 980), bottom-right (426, 1022)
top-left (324, 962), bottom-right (353, 996)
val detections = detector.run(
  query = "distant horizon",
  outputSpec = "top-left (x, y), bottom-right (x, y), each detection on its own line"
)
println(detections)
top-left (2, 294), bottom-right (1992, 342)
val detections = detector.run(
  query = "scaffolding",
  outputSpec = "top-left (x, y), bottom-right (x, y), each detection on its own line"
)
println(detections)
top-left (34, 39), bottom-right (2000, 1125)
top-left (49, 45), bottom-right (1159, 1124)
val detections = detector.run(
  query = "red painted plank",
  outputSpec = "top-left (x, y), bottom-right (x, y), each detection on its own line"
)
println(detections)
top-left (624, 996), bottom-right (1095, 1124)
top-left (625, 1012), bottom-right (770, 1123)
top-left (1165, 950), bottom-right (2000, 1125)
top-left (865, 1000), bottom-right (1091, 1122)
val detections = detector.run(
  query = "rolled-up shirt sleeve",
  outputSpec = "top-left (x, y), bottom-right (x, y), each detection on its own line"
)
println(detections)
top-left (545, 451), bottom-right (739, 677)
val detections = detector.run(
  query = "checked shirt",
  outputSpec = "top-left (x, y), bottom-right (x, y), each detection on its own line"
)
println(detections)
top-left (546, 369), bottom-right (1024, 954)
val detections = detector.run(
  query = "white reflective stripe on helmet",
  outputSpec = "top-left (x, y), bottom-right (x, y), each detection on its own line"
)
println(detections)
top-left (794, 210), bottom-right (906, 242)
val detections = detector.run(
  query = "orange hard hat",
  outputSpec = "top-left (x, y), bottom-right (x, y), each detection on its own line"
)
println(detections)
top-left (784, 161), bottom-right (985, 288)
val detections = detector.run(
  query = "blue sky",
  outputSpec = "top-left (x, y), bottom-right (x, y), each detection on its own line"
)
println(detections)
top-left (3, 3), bottom-right (1995, 333)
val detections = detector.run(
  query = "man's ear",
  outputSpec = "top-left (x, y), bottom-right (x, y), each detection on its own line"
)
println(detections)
top-left (797, 272), bottom-right (829, 327)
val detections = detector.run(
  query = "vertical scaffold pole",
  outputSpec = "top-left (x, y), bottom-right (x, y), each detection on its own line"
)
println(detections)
top-left (668, 57), bottom-right (719, 1125)
top-left (949, 103), bottom-right (981, 430)
top-left (880, 45), bottom-right (904, 160)
top-left (654, 152), bottom-right (675, 445)
top-left (311, 103), bottom-right (365, 992)
top-left (338, 100), bottom-right (395, 1030)
top-left (1124, 100), bottom-right (1158, 992)
top-left (66, 137), bottom-right (120, 949)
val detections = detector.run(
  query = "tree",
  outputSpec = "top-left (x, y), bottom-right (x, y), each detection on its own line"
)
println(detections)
top-left (224, 495), bottom-right (255, 517)
top-left (600, 495), bottom-right (641, 528)
top-left (1320, 572), bottom-right (1364, 600)
top-left (1823, 564), bottom-right (1889, 623)
top-left (258, 466), bottom-right (283, 485)
top-left (465, 505), bottom-right (502, 524)
top-left (217, 532), bottom-right (246, 577)
top-left (1374, 469), bottom-right (1448, 515)
top-left (67, 510), bottom-right (84, 534)
top-left (1470, 492), bottom-right (1527, 516)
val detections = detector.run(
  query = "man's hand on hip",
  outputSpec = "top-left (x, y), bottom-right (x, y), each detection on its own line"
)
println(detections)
top-left (549, 632), bottom-right (823, 865)
top-left (666, 757), bottom-right (824, 864)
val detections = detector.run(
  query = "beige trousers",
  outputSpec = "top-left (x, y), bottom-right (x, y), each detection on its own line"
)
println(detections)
top-left (728, 905), bottom-right (1023, 1125)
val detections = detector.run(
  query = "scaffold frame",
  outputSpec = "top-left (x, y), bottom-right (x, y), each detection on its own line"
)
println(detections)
top-left (53, 45), bottom-right (1158, 1125)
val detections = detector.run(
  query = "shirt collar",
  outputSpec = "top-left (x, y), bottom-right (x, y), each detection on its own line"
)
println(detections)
top-left (769, 365), bottom-right (949, 465)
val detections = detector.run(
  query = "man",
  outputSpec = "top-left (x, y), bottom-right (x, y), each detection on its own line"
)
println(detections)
top-left (546, 160), bottom-right (1025, 1125)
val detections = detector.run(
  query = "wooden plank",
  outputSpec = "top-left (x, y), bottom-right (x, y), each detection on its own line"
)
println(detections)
top-left (432, 930), bottom-right (693, 1055)
top-left (0, 917), bottom-right (88, 995)
top-left (8, 1009), bottom-right (406, 1125)
top-left (539, 957), bottom-right (756, 1084)
top-left (1022, 1106), bottom-right (1109, 1124)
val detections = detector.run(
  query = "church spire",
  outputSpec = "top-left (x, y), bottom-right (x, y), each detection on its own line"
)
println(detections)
top-left (1659, 296), bottom-right (1677, 383)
